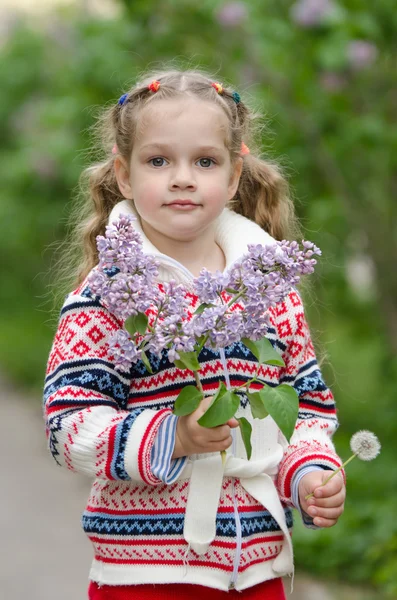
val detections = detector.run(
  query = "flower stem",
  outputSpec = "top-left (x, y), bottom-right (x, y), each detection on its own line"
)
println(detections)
top-left (233, 364), bottom-right (262, 393)
top-left (304, 453), bottom-right (356, 500)
top-left (192, 370), bottom-right (232, 468)
top-left (193, 371), bottom-right (204, 394)
top-left (226, 286), bottom-right (247, 308)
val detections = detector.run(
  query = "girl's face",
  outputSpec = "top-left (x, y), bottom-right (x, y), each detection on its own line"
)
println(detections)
top-left (115, 98), bottom-right (242, 245)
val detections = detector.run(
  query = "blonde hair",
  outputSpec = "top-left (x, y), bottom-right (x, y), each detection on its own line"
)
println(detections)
top-left (51, 67), bottom-right (303, 309)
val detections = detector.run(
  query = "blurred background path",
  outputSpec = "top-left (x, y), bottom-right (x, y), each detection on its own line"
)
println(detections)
top-left (1, 373), bottom-right (378, 600)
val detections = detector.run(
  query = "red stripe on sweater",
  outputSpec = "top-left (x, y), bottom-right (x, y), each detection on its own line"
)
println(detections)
top-left (299, 402), bottom-right (336, 413)
top-left (105, 425), bottom-right (117, 480)
top-left (84, 504), bottom-right (276, 516)
top-left (94, 556), bottom-right (233, 571)
top-left (283, 453), bottom-right (341, 497)
top-left (239, 554), bottom-right (277, 572)
top-left (88, 534), bottom-right (284, 549)
top-left (138, 409), bottom-right (170, 484)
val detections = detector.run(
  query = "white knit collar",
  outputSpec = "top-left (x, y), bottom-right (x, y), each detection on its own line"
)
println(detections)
top-left (108, 200), bottom-right (277, 271)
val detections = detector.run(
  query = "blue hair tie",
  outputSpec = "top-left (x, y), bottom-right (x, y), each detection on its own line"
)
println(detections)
top-left (118, 93), bottom-right (128, 106)
top-left (232, 91), bottom-right (241, 104)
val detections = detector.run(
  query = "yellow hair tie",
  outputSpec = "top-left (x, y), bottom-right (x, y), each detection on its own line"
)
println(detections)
top-left (211, 82), bottom-right (224, 94)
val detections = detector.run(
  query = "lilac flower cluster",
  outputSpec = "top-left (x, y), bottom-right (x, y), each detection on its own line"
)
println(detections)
top-left (88, 215), bottom-right (160, 321)
top-left (194, 270), bottom-right (230, 303)
top-left (90, 223), bottom-right (197, 369)
top-left (145, 281), bottom-right (196, 363)
top-left (110, 329), bottom-right (143, 373)
top-left (89, 214), bottom-right (321, 372)
top-left (187, 305), bottom-right (244, 348)
top-left (191, 240), bottom-right (321, 346)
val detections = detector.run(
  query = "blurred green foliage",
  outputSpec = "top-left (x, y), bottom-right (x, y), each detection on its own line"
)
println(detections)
top-left (0, 0), bottom-right (396, 595)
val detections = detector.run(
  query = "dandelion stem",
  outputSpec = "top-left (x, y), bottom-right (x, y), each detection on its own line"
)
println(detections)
top-left (305, 453), bottom-right (357, 500)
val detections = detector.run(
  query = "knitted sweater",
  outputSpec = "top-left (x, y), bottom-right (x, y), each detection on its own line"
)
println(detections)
top-left (43, 204), bottom-right (342, 591)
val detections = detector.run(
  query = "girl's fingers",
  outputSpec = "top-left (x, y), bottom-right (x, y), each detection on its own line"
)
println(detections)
top-left (205, 425), bottom-right (231, 443)
top-left (312, 516), bottom-right (339, 528)
top-left (315, 473), bottom-right (344, 498)
top-left (210, 436), bottom-right (233, 451)
top-left (307, 489), bottom-right (346, 508)
top-left (307, 504), bottom-right (344, 521)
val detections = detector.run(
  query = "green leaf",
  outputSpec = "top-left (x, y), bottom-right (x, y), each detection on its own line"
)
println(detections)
top-left (140, 350), bottom-right (153, 374)
top-left (174, 351), bottom-right (200, 372)
top-left (125, 312), bottom-right (148, 336)
top-left (226, 288), bottom-right (239, 294)
top-left (198, 383), bottom-right (239, 428)
top-left (194, 303), bottom-right (214, 315)
top-left (246, 390), bottom-right (269, 419)
top-left (194, 335), bottom-right (206, 351)
top-left (259, 384), bottom-right (299, 442)
top-left (173, 385), bottom-right (203, 416)
top-left (238, 417), bottom-right (252, 460)
top-left (242, 337), bottom-right (285, 367)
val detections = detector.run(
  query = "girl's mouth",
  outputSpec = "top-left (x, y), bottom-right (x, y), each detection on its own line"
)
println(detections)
top-left (166, 200), bottom-right (199, 210)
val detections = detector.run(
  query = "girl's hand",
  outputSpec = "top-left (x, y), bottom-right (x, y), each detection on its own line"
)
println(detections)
top-left (298, 470), bottom-right (346, 528)
top-left (172, 395), bottom-right (239, 459)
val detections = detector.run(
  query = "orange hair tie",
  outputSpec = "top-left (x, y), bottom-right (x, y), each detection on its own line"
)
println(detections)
top-left (148, 80), bottom-right (160, 92)
top-left (211, 82), bottom-right (224, 94)
top-left (240, 142), bottom-right (250, 156)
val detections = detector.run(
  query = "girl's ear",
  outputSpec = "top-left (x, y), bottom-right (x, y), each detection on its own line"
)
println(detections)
top-left (228, 157), bottom-right (243, 200)
top-left (114, 156), bottom-right (134, 199)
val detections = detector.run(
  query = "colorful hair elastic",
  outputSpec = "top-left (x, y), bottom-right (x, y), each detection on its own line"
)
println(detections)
top-left (240, 142), bottom-right (250, 156)
top-left (112, 144), bottom-right (118, 155)
top-left (211, 82), bottom-right (224, 94)
top-left (118, 93), bottom-right (128, 106)
top-left (232, 91), bottom-right (241, 104)
top-left (148, 80), bottom-right (161, 92)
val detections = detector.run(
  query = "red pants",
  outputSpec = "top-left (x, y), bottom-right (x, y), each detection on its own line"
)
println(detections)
top-left (88, 578), bottom-right (286, 599)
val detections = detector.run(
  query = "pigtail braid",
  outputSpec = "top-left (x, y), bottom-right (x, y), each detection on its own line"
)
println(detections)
top-left (233, 155), bottom-right (301, 241)
top-left (77, 159), bottom-right (124, 280)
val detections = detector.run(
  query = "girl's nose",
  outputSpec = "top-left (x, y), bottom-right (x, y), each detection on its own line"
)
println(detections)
top-left (169, 163), bottom-right (197, 190)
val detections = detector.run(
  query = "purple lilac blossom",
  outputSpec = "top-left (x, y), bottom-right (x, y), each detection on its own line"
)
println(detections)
top-left (88, 214), bottom-right (160, 321)
top-left (146, 313), bottom-right (196, 362)
top-left (110, 329), bottom-right (142, 372)
top-left (193, 270), bottom-right (231, 303)
top-left (92, 215), bottom-right (321, 372)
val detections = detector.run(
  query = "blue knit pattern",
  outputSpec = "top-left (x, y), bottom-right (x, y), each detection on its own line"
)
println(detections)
top-left (110, 408), bottom-right (145, 480)
top-left (82, 507), bottom-right (293, 537)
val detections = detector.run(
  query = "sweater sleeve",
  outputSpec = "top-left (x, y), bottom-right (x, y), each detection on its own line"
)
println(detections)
top-left (43, 283), bottom-right (172, 486)
top-left (274, 289), bottom-right (344, 505)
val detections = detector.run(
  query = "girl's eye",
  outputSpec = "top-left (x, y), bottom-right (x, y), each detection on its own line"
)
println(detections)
top-left (197, 158), bottom-right (215, 168)
top-left (150, 157), bottom-right (167, 167)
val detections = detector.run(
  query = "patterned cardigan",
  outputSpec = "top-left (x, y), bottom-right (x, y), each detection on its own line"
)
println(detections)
top-left (43, 204), bottom-right (342, 591)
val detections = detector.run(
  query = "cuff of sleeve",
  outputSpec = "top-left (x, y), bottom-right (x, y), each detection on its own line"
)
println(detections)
top-left (151, 414), bottom-right (187, 484)
top-left (278, 446), bottom-right (343, 502)
top-left (292, 466), bottom-right (325, 529)
top-left (124, 408), bottom-right (174, 485)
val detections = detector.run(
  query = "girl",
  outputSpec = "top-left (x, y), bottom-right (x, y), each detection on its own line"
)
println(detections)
top-left (44, 69), bottom-right (346, 599)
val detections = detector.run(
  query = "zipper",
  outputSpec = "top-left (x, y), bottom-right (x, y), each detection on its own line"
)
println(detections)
top-left (219, 347), bottom-right (242, 589)
top-left (156, 254), bottom-right (243, 588)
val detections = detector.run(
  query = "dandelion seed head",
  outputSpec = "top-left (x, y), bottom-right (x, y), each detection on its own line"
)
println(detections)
top-left (350, 430), bottom-right (381, 461)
